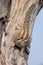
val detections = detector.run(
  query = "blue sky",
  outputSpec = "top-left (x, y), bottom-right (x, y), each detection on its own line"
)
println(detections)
top-left (28, 8), bottom-right (43, 65)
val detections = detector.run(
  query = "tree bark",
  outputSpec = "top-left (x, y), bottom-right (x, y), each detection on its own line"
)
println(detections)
top-left (0, 0), bottom-right (43, 65)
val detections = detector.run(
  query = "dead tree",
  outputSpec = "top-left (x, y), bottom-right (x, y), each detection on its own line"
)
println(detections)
top-left (0, 0), bottom-right (43, 65)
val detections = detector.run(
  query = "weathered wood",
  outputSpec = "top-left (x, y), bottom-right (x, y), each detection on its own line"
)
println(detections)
top-left (0, 0), bottom-right (11, 18)
top-left (0, 0), bottom-right (43, 65)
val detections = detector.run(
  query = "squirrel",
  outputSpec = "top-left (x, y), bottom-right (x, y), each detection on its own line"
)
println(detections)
top-left (12, 22), bottom-right (32, 59)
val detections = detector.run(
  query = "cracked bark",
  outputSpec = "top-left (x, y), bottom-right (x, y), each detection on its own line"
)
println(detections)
top-left (0, 0), bottom-right (43, 65)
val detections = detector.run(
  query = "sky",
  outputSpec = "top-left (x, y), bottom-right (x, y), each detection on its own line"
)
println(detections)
top-left (28, 8), bottom-right (43, 65)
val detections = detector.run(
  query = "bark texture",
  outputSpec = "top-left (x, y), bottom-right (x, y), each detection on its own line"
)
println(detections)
top-left (0, 0), bottom-right (43, 65)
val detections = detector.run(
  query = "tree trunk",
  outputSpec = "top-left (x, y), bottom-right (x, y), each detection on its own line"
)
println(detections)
top-left (0, 0), bottom-right (43, 65)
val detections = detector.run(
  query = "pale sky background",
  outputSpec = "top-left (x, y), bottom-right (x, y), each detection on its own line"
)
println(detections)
top-left (28, 8), bottom-right (43, 65)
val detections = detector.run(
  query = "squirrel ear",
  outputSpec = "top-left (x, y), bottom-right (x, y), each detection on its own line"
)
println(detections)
top-left (38, 0), bottom-right (43, 6)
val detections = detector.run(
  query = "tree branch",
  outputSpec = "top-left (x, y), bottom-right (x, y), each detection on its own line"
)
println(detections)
top-left (0, 0), bottom-right (43, 65)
